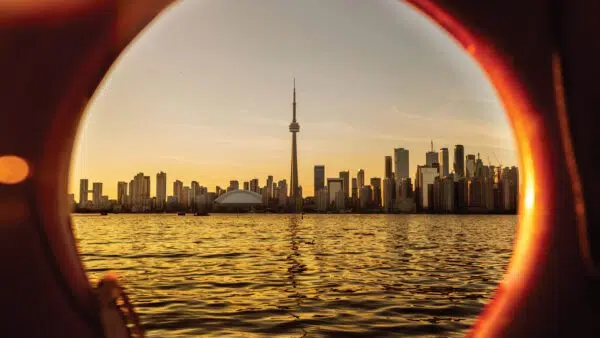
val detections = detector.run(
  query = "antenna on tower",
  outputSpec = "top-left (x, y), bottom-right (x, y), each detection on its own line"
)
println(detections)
top-left (430, 140), bottom-right (433, 152)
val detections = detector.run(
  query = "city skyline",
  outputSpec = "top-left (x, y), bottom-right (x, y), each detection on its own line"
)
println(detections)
top-left (69, 0), bottom-right (517, 199)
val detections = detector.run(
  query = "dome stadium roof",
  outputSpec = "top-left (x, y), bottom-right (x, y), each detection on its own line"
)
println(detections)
top-left (214, 190), bottom-right (264, 205)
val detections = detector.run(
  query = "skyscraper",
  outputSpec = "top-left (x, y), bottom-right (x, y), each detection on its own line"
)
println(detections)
top-left (92, 182), bottom-right (102, 206)
top-left (425, 140), bottom-right (439, 167)
top-left (156, 171), bottom-right (167, 209)
top-left (327, 178), bottom-right (344, 206)
top-left (454, 144), bottom-right (465, 179)
top-left (394, 148), bottom-right (409, 179)
top-left (228, 180), bottom-right (239, 191)
top-left (466, 154), bottom-right (476, 178)
top-left (370, 177), bottom-right (382, 207)
top-left (250, 178), bottom-right (259, 193)
top-left (117, 181), bottom-right (128, 205)
top-left (339, 170), bottom-right (350, 198)
top-left (439, 147), bottom-right (449, 177)
top-left (357, 169), bottom-right (365, 189)
top-left (173, 180), bottom-right (183, 203)
top-left (267, 175), bottom-right (274, 199)
top-left (79, 179), bottom-right (89, 205)
top-left (289, 79), bottom-right (301, 212)
top-left (385, 156), bottom-right (393, 179)
top-left (314, 165), bottom-right (325, 197)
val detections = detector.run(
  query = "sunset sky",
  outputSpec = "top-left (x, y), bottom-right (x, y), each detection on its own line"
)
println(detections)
top-left (69, 0), bottom-right (517, 199)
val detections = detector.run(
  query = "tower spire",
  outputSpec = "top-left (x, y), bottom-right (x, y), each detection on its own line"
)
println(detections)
top-left (431, 140), bottom-right (433, 152)
top-left (293, 78), bottom-right (296, 122)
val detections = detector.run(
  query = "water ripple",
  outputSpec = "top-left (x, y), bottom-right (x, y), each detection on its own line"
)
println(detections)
top-left (73, 214), bottom-right (516, 337)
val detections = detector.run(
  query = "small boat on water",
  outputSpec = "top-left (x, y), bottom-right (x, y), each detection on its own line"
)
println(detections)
top-left (100, 212), bottom-right (108, 216)
top-left (194, 212), bottom-right (209, 216)
top-left (177, 212), bottom-right (186, 216)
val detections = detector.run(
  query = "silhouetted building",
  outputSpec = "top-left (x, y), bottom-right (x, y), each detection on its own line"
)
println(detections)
top-left (156, 172), bottom-right (167, 210)
top-left (359, 185), bottom-right (372, 210)
top-left (92, 182), bottom-right (102, 207)
top-left (383, 177), bottom-right (395, 212)
top-left (466, 154), bottom-right (476, 178)
top-left (339, 171), bottom-right (350, 199)
top-left (385, 156), bottom-right (393, 179)
top-left (351, 177), bottom-right (358, 207)
top-left (370, 177), bottom-right (382, 208)
top-left (228, 180), bottom-right (239, 192)
top-left (426, 140), bottom-right (439, 167)
top-left (250, 178), bottom-right (259, 193)
top-left (316, 188), bottom-right (328, 212)
top-left (173, 180), bottom-right (183, 203)
top-left (314, 165), bottom-right (325, 198)
top-left (327, 178), bottom-right (344, 207)
top-left (243, 181), bottom-right (249, 190)
top-left (416, 166), bottom-right (439, 210)
top-left (357, 169), bottom-right (365, 189)
top-left (394, 148), bottom-right (409, 179)
top-left (454, 144), bottom-right (465, 180)
top-left (79, 179), bottom-right (89, 206)
top-left (267, 176), bottom-right (274, 199)
top-left (117, 181), bottom-right (128, 205)
top-left (439, 147), bottom-right (449, 177)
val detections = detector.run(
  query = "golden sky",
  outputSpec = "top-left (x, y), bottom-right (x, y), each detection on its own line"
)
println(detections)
top-left (69, 0), bottom-right (517, 199)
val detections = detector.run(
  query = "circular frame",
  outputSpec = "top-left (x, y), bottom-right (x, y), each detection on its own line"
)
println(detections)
top-left (0, 0), bottom-right (596, 336)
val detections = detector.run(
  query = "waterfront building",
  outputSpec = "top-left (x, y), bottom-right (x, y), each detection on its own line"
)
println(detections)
top-left (156, 172), bottom-right (167, 209)
top-left (327, 178), bottom-right (344, 206)
top-left (357, 169), bottom-right (365, 190)
top-left (417, 166), bottom-right (439, 210)
top-left (79, 179), bottom-right (89, 206)
top-left (117, 181), bottom-right (128, 205)
top-left (475, 154), bottom-right (484, 178)
top-left (250, 178), bottom-right (259, 193)
top-left (370, 177), bottom-right (382, 208)
top-left (339, 171), bottom-right (350, 198)
top-left (394, 148), bottom-right (409, 179)
top-left (426, 141), bottom-right (439, 167)
top-left (383, 177), bottom-right (395, 212)
top-left (289, 79), bottom-right (301, 213)
top-left (454, 144), bottom-right (465, 180)
top-left (351, 178), bottom-right (358, 207)
top-left (314, 165), bottom-right (325, 198)
top-left (92, 182), bottom-right (102, 207)
top-left (173, 180), bottom-right (183, 203)
top-left (466, 154), bottom-right (476, 178)
top-left (467, 177), bottom-right (483, 207)
top-left (359, 185), bottom-right (372, 210)
top-left (278, 179), bottom-right (288, 207)
top-left (316, 188), bottom-right (329, 212)
top-left (228, 180), bottom-right (239, 192)
top-left (439, 147), bottom-right (450, 177)
top-left (385, 156), bottom-right (393, 179)
top-left (191, 181), bottom-right (200, 206)
top-left (335, 190), bottom-right (345, 211)
top-left (267, 175), bottom-right (274, 199)
top-left (181, 186), bottom-right (190, 208)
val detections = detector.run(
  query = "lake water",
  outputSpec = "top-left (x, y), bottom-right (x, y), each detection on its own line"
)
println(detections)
top-left (73, 214), bottom-right (516, 337)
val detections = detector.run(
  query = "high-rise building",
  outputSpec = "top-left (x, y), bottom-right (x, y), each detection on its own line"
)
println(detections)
top-left (466, 154), bottom-right (476, 178)
top-left (357, 169), bottom-right (365, 189)
top-left (117, 181), bottom-right (128, 205)
top-left (314, 165), bottom-right (325, 198)
top-left (339, 171), bottom-right (350, 198)
top-left (228, 180), bottom-right (239, 192)
top-left (289, 79), bottom-right (301, 212)
top-left (370, 177), bottom-right (382, 207)
top-left (267, 176), bottom-right (274, 199)
top-left (394, 148), bottom-right (409, 180)
top-left (243, 181), bottom-right (249, 190)
top-left (417, 166), bottom-right (439, 210)
top-left (250, 178), bottom-right (259, 193)
top-left (385, 156), bottom-right (393, 179)
top-left (475, 153), bottom-right (484, 178)
top-left (327, 178), bottom-right (344, 205)
top-left (278, 179), bottom-right (288, 206)
top-left (426, 141), bottom-right (438, 167)
top-left (351, 178), bottom-right (358, 205)
top-left (383, 177), bottom-right (395, 212)
top-left (316, 188), bottom-right (329, 212)
top-left (191, 181), bottom-right (200, 205)
top-left (173, 180), bottom-right (183, 203)
top-left (156, 172), bottom-right (167, 209)
top-left (92, 182), bottom-right (102, 206)
top-left (454, 145), bottom-right (465, 179)
top-left (439, 148), bottom-right (449, 177)
top-left (79, 179), bottom-right (89, 205)
top-left (181, 186), bottom-right (190, 208)
top-left (359, 186), bottom-right (373, 210)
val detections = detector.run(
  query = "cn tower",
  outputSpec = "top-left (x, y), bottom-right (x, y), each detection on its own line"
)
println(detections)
top-left (289, 79), bottom-right (301, 212)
